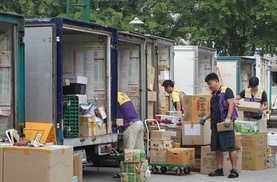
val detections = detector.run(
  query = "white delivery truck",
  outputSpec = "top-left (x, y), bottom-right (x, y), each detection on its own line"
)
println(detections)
top-left (173, 46), bottom-right (217, 95)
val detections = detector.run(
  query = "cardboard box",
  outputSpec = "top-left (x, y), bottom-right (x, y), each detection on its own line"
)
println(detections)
top-left (267, 146), bottom-right (276, 155)
top-left (267, 155), bottom-right (275, 168)
top-left (124, 149), bottom-right (146, 163)
top-left (147, 102), bottom-right (154, 119)
top-left (182, 121), bottom-right (211, 145)
top-left (73, 154), bottom-right (83, 182)
top-left (217, 122), bottom-right (234, 132)
top-left (159, 94), bottom-right (166, 107)
top-left (241, 132), bottom-right (267, 147)
top-left (116, 118), bottom-right (124, 126)
top-left (200, 146), bottom-right (242, 175)
top-left (158, 70), bottom-right (169, 80)
top-left (63, 75), bottom-right (88, 84)
top-left (166, 111), bottom-right (182, 117)
top-left (120, 160), bottom-right (148, 173)
top-left (159, 107), bottom-right (166, 115)
top-left (234, 120), bottom-right (258, 134)
top-left (166, 127), bottom-right (182, 143)
top-left (151, 130), bottom-right (172, 140)
top-left (242, 146), bottom-right (267, 170)
top-left (79, 116), bottom-right (107, 137)
top-left (150, 150), bottom-right (167, 164)
top-left (150, 140), bottom-right (173, 150)
top-left (148, 91), bottom-right (157, 101)
top-left (237, 101), bottom-right (260, 113)
top-left (3, 145), bottom-right (73, 182)
top-left (120, 172), bottom-right (146, 182)
top-left (147, 64), bottom-right (155, 91)
top-left (182, 95), bottom-right (211, 120)
top-left (155, 115), bottom-right (181, 127)
top-left (166, 148), bottom-right (195, 165)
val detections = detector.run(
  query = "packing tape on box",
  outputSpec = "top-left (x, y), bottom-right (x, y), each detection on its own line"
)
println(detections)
top-left (190, 121), bottom-right (194, 128)
top-left (191, 140), bottom-right (195, 145)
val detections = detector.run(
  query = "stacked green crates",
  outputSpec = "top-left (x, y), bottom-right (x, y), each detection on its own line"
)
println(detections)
top-left (63, 95), bottom-right (80, 137)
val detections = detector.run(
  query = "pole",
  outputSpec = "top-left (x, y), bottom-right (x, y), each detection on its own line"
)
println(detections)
top-left (66, 0), bottom-right (71, 18)
top-left (83, 0), bottom-right (90, 21)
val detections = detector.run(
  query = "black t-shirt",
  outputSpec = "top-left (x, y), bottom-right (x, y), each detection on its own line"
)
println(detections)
top-left (211, 87), bottom-right (235, 125)
top-left (239, 89), bottom-right (267, 119)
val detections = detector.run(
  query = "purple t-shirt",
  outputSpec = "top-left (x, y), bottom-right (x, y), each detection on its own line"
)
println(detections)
top-left (118, 101), bottom-right (140, 129)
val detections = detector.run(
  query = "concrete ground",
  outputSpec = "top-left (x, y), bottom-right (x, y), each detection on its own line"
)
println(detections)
top-left (83, 127), bottom-right (277, 182)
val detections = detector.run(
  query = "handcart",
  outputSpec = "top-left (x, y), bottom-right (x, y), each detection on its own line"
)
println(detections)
top-left (144, 119), bottom-right (195, 176)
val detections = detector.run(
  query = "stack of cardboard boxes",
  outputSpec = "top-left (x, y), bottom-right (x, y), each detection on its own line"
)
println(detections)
top-left (120, 149), bottom-right (148, 182)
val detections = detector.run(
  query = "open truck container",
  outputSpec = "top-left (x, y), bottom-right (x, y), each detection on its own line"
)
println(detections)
top-left (217, 56), bottom-right (271, 105)
top-left (0, 12), bottom-right (24, 136)
top-left (173, 46), bottom-right (217, 95)
top-left (145, 35), bottom-right (175, 113)
top-left (24, 17), bottom-right (118, 162)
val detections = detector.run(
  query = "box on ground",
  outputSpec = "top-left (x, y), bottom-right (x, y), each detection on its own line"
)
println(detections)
top-left (79, 116), bottom-right (107, 137)
top-left (166, 148), bottom-right (195, 165)
top-left (3, 145), bottom-right (73, 182)
top-left (150, 149), bottom-right (167, 164)
top-left (234, 120), bottom-right (258, 134)
top-left (148, 91), bottom-right (157, 101)
top-left (151, 130), bottom-right (172, 140)
top-left (237, 101), bottom-right (260, 113)
top-left (242, 145), bottom-right (267, 170)
top-left (74, 154), bottom-right (83, 182)
top-left (182, 95), bottom-right (211, 120)
top-left (182, 121), bottom-right (211, 145)
top-left (241, 132), bottom-right (267, 147)
top-left (200, 146), bottom-right (242, 175)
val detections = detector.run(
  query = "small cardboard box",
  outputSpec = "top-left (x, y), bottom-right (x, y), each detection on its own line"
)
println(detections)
top-left (237, 101), bottom-right (260, 112)
top-left (150, 150), bottom-right (167, 164)
top-left (150, 140), bottom-right (173, 150)
top-left (166, 111), bottom-right (183, 117)
top-left (155, 115), bottom-right (181, 127)
top-left (242, 146), bottom-right (267, 170)
top-left (200, 146), bottom-right (242, 175)
top-left (241, 131), bottom-right (267, 147)
top-left (148, 91), bottom-right (157, 101)
top-left (73, 154), bottom-right (83, 182)
top-left (147, 64), bottom-right (155, 91)
top-left (216, 122), bottom-right (234, 132)
top-left (182, 121), bottom-right (211, 145)
top-left (166, 148), bottom-right (195, 165)
top-left (151, 130), bottom-right (172, 140)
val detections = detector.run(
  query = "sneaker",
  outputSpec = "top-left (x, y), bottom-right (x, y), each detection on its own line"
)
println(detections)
top-left (208, 168), bottom-right (224, 177)
top-left (228, 169), bottom-right (239, 178)
top-left (113, 173), bottom-right (121, 178)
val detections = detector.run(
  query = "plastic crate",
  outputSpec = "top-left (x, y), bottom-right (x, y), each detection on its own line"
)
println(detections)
top-left (63, 95), bottom-right (80, 137)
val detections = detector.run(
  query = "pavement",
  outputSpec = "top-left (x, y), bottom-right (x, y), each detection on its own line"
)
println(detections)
top-left (83, 127), bottom-right (277, 182)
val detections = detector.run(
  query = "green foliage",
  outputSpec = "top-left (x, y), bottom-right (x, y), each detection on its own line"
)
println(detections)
top-left (1, 0), bottom-right (277, 55)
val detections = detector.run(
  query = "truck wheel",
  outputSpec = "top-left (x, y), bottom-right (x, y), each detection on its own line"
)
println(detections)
top-left (175, 168), bottom-right (183, 175)
top-left (184, 167), bottom-right (191, 174)
top-left (161, 167), bottom-right (167, 174)
top-left (151, 166), bottom-right (159, 174)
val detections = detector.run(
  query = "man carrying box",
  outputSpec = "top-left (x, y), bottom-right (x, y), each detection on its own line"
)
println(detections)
top-left (199, 73), bottom-right (239, 178)
top-left (234, 77), bottom-right (268, 130)
top-left (162, 79), bottom-right (185, 113)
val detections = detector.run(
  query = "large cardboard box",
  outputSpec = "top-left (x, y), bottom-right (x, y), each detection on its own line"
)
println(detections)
top-left (237, 101), bottom-right (260, 112)
top-left (151, 130), bottom-right (172, 140)
top-left (147, 64), bottom-right (155, 91)
top-left (241, 132), bottom-right (267, 147)
top-left (242, 146), bottom-right (267, 170)
top-left (3, 145), bottom-right (73, 182)
top-left (182, 95), bottom-right (211, 120)
top-left (200, 146), bottom-right (242, 175)
top-left (79, 116), bottom-right (107, 137)
top-left (150, 150), bottom-right (167, 164)
top-left (73, 154), bottom-right (83, 182)
top-left (166, 148), bottom-right (195, 165)
top-left (182, 121), bottom-right (211, 145)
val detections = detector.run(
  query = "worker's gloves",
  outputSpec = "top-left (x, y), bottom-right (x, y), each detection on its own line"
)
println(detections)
top-left (199, 118), bottom-right (206, 125)
top-left (223, 118), bottom-right (231, 128)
